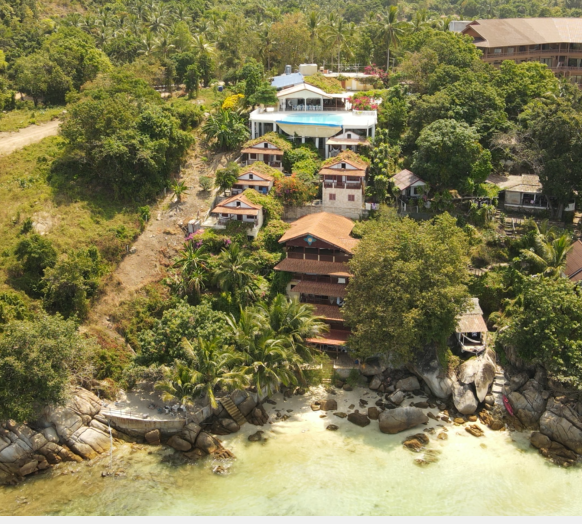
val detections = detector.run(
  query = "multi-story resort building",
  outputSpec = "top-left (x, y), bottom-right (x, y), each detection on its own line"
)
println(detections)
top-left (249, 83), bottom-right (377, 159)
top-left (274, 212), bottom-right (358, 353)
top-left (319, 151), bottom-right (369, 219)
top-left (462, 18), bottom-right (582, 84)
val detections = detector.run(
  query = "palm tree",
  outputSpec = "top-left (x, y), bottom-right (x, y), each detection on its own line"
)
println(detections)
top-left (155, 360), bottom-right (199, 406)
top-left (183, 338), bottom-right (247, 408)
top-left (202, 109), bottom-right (250, 150)
top-left (226, 312), bottom-right (302, 397)
top-left (376, 6), bottom-right (410, 71)
top-left (213, 243), bottom-right (258, 304)
top-left (172, 243), bottom-right (210, 298)
top-left (323, 18), bottom-right (355, 73)
top-left (171, 180), bottom-right (189, 202)
top-left (307, 11), bottom-right (323, 64)
top-left (257, 294), bottom-right (328, 361)
top-left (411, 9), bottom-right (431, 33)
top-left (519, 232), bottom-right (573, 277)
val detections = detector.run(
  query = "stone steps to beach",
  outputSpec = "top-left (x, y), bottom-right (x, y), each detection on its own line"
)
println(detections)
top-left (491, 370), bottom-right (506, 406)
top-left (219, 397), bottom-right (247, 426)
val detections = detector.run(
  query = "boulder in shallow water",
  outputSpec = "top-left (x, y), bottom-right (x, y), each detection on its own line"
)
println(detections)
top-left (144, 430), bottom-right (161, 446)
top-left (507, 379), bottom-right (547, 429)
top-left (465, 424), bottom-right (485, 437)
top-left (319, 399), bottom-right (338, 411)
top-left (530, 431), bottom-right (551, 450)
top-left (195, 432), bottom-right (218, 454)
top-left (539, 398), bottom-right (582, 454)
top-left (403, 433), bottom-right (429, 452)
top-left (388, 390), bottom-right (404, 406)
top-left (248, 431), bottom-right (263, 442)
top-left (167, 436), bottom-right (192, 452)
top-left (326, 425), bottom-right (339, 431)
top-left (181, 423), bottom-right (202, 444)
top-left (368, 407), bottom-right (380, 420)
top-left (452, 379), bottom-right (478, 415)
top-left (347, 411), bottom-right (370, 427)
top-left (379, 407), bottom-right (428, 434)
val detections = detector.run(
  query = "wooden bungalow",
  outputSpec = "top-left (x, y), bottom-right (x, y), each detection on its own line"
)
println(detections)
top-left (274, 212), bottom-right (358, 353)
top-left (455, 298), bottom-right (488, 354)
top-left (204, 194), bottom-right (264, 238)
top-left (231, 165), bottom-right (275, 195)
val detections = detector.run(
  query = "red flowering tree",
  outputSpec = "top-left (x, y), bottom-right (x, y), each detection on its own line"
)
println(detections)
top-left (364, 65), bottom-right (390, 88)
top-left (349, 95), bottom-right (379, 111)
top-left (274, 176), bottom-right (317, 206)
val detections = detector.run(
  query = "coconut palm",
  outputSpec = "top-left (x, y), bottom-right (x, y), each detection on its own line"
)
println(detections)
top-left (411, 9), bottom-right (431, 33)
top-left (307, 11), bottom-right (323, 64)
top-left (519, 232), bottom-right (573, 277)
top-left (323, 18), bottom-right (355, 73)
top-left (172, 243), bottom-right (210, 298)
top-left (256, 294), bottom-right (328, 361)
top-left (376, 6), bottom-right (410, 70)
top-left (213, 243), bottom-right (258, 304)
top-left (154, 360), bottom-right (199, 406)
top-left (183, 338), bottom-right (248, 408)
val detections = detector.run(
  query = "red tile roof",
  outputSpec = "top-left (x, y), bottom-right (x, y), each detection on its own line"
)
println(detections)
top-left (312, 304), bottom-right (344, 321)
top-left (307, 329), bottom-right (350, 346)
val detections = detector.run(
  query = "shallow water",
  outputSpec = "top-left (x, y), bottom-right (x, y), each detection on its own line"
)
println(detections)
top-left (1, 387), bottom-right (582, 516)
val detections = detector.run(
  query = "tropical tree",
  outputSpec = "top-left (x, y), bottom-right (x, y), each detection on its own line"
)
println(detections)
top-left (307, 11), bottom-right (323, 64)
top-left (202, 109), bottom-right (250, 150)
top-left (171, 242), bottom-right (210, 298)
top-left (376, 6), bottom-right (410, 70)
top-left (155, 360), bottom-right (200, 406)
top-left (517, 224), bottom-right (573, 277)
top-left (215, 162), bottom-right (240, 194)
top-left (323, 18), bottom-right (355, 72)
top-left (213, 243), bottom-right (258, 304)
top-left (171, 180), bottom-right (189, 202)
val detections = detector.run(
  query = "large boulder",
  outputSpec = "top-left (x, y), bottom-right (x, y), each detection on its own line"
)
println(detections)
top-left (396, 376), bottom-right (420, 392)
top-left (411, 356), bottom-right (452, 399)
top-left (67, 427), bottom-right (111, 459)
top-left (319, 399), bottom-right (338, 411)
top-left (360, 360), bottom-right (386, 377)
top-left (167, 435), bottom-right (192, 452)
top-left (71, 388), bottom-right (103, 418)
top-left (369, 375), bottom-right (383, 390)
top-left (457, 349), bottom-right (497, 402)
top-left (145, 430), bottom-right (161, 446)
top-left (452, 379), bottom-right (478, 415)
top-left (347, 411), bottom-right (370, 427)
top-left (539, 398), bottom-right (582, 454)
top-left (195, 432), bottom-right (218, 454)
top-left (388, 390), bottom-right (404, 406)
top-left (181, 423), bottom-right (202, 445)
top-left (379, 407), bottom-right (428, 434)
top-left (507, 379), bottom-right (547, 428)
top-left (237, 396), bottom-right (257, 417)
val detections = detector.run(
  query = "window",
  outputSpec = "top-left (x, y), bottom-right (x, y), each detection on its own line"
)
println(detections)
top-left (263, 143), bottom-right (269, 148)
top-left (541, 58), bottom-right (552, 67)
top-left (507, 47), bottom-right (514, 54)
top-left (493, 48), bottom-right (502, 54)
top-left (347, 133), bottom-right (352, 139)
top-left (329, 193), bottom-right (336, 201)
top-left (338, 278), bottom-right (346, 284)
top-left (341, 163), bottom-right (346, 169)
top-left (348, 194), bottom-right (355, 202)
top-left (248, 174), bottom-right (254, 180)
top-left (235, 201), bottom-right (241, 207)
top-left (250, 153), bottom-right (256, 160)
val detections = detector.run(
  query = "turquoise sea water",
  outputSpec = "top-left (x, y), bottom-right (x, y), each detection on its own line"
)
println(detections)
top-left (1, 387), bottom-right (582, 516)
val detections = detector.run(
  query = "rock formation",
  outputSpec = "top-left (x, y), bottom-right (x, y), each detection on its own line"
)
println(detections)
top-left (379, 407), bottom-right (428, 434)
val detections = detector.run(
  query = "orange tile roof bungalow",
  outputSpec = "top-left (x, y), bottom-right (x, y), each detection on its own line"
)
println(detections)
top-left (462, 18), bottom-right (582, 85)
top-left (274, 212), bottom-right (358, 353)
top-left (231, 165), bottom-right (276, 195)
top-left (564, 239), bottom-right (582, 283)
top-left (203, 194), bottom-right (264, 239)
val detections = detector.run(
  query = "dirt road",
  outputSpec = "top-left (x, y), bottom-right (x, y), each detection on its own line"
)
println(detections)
top-left (0, 120), bottom-right (61, 156)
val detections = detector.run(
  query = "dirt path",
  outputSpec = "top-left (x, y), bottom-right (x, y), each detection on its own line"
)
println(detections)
top-left (0, 120), bottom-right (61, 156)
top-left (88, 144), bottom-right (238, 334)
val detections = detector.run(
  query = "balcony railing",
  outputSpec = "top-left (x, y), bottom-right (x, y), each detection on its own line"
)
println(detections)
top-left (323, 181), bottom-right (362, 189)
top-left (287, 252), bottom-right (350, 263)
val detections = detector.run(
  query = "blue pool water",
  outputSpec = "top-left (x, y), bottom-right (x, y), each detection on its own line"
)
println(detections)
top-left (276, 113), bottom-right (345, 126)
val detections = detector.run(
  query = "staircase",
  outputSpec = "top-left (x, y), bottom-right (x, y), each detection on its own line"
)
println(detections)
top-left (219, 397), bottom-right (247, 426)
top-left (491, 368), bottom-right (507, 406)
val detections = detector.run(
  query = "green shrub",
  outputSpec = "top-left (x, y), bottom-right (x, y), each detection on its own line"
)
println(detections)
top-left (243, 189), bottom-right (283, 223)
top-left (199, 175), bottom-right (213, 191)
top-left (13, 234), bottom-right (57, 296)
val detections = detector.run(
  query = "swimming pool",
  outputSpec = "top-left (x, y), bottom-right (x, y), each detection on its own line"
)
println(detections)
top-left (276, 113), bottom-right (346, 126)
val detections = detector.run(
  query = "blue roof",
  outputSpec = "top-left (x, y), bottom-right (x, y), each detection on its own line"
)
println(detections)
top-left (271, 73), bottom-right (304, 90)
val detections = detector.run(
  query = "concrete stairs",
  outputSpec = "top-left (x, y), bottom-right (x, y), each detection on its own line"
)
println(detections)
top-left (219, 397), bottom-right (247, 426)
top-left (491, 368), bottom-right (507, 406)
